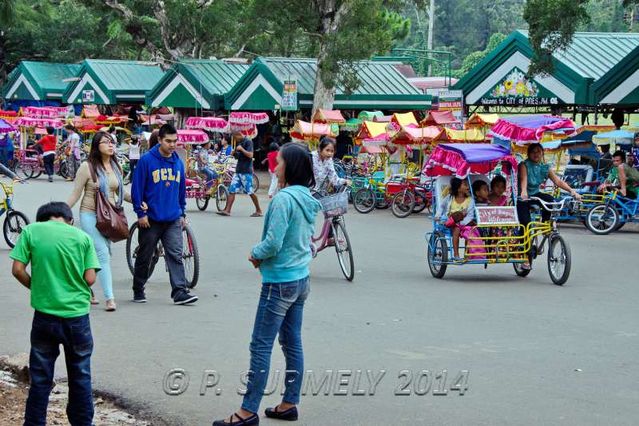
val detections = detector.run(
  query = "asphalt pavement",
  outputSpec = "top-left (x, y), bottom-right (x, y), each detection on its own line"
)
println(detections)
top-left (1, 176), bottom-right (638, 426)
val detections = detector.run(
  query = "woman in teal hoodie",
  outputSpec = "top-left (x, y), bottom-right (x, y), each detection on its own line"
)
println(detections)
top-left (213, 143), bottom-right (321, 426)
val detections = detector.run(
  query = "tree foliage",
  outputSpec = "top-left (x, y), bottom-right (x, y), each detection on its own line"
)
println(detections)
top-left (524, 0), bottom-right (639, 76)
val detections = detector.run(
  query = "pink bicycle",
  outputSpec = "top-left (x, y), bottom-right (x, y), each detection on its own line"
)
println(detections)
top-left (311, 188), bottom-right (355, 281)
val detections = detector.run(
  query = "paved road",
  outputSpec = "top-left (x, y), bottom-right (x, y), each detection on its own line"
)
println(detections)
top-left (1, 177), bottom-right (638, 426)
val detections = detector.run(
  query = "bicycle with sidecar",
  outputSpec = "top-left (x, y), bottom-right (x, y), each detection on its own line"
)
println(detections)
top-left (425, 144), bottom-right (573, 286)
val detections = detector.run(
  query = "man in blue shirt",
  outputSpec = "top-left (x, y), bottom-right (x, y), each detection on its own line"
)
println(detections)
top-left (131, 124), bottom-right (198, 305)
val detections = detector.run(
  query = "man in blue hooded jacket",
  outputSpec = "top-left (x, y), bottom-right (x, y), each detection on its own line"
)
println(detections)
top-left (131, 124), bottom-right (198, 305)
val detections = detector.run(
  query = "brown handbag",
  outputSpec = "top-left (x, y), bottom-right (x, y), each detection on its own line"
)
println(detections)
top-left (88, 163), bottom-right (129, 242)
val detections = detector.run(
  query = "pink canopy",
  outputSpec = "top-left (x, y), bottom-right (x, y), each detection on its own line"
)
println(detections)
top-left (15, 117), bottom-right (64, 129)
top-left (177, 129), bottom-right (209, 145)
top-left (21, 106), bottom-right (68, 119)
top-left (290, 120), bottom-right (335, 140)
top-left (229, 112), bottom-right (269, 125)
top-left (312, 109), bottom-right (346, 124)
top-left (392, 126), bottom-right (447, 146)
top-left (424, 143), bottom-right (518, 178)
top-left (491, 115), bottom-right (576, 142)
top-left (185, 116), bottom-right (229, 132)
top-left (420, 110), bottom-right (460, 126)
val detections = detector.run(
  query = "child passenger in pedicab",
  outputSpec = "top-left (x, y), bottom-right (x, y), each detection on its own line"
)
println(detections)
top-left (435, 177), bottom-right (475, 262)
top-left (488, 175), bottom-right (509, 206)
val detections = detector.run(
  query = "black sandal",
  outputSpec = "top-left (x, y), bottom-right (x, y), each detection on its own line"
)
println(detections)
top-left (265, 405), bottom-right (298, 421)
top-left (212, 412), bottom-right (259, 426)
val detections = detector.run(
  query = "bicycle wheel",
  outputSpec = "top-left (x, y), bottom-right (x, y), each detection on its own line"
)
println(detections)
top-left (182, 225), bottom-right (200, 288)
top-left (18, 163), bottom-right (35, 179)
top-left (353, 188), bottom-right (376, 213)
top-left (332, 219), bottom-right (354, 281)
top-left (196, 195), bottom-right (209, 211)
top-left (125, 222), bottom-right (139, 275)
top-left (391, 191), bottom-right (415, 218)
top-left (513, 261), bottom-right (532, 277)
top-left (252, 173), bottom-right (260, 194)
top-left (547, 234), bottom-right (571, 285)
top-left (412, 192), bottom-right (428, 213)
top-left (32, 170), bottom-right (42, 179)
top-left (3, 210), bottom-right (29, 248)
top-left (585, 204), bottom-right (619, 235)
top-left (216, 185), bottom-right (229, 212)
top-left (59, 161), bottom-right (69, 179)
top-left (427, 232), bottom-right (448, 279)
top-left (126, 222), bottom-right (160, 278)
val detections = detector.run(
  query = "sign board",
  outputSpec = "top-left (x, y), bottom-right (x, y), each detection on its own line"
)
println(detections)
top-left (428, 89), bottom-right (464, 127)
top-left (438, 89), bottom-right (463, 126)
top-left (476, 206), bottom-right (519, 226)
top-left (281, 79), bottom-right (297, 111)
top-left (479, 68), bottom-right (562, 107)
top-left (82, 90), bottom-right (95, 103)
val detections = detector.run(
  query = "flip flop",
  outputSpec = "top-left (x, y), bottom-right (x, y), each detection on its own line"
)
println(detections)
top-left (250, 212), bottom-right (263, 217)
top-left (216, 211), bottom-right (230, 216)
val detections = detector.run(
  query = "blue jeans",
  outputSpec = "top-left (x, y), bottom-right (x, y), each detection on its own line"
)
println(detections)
top-left (80, 212), bottom-right (113, 300)
top-left (200, 167), bottom-right (219, 188)
top-left (242, 277), bottom-right (310, 414)
top-left (25, 311), bottom-right (93, 426)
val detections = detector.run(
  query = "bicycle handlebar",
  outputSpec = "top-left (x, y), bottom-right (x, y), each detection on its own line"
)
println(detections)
top-left (527, 196), bottom-right (569, 212)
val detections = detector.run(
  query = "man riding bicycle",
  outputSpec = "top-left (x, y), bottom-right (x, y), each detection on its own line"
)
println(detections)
top-left (597, 150), bottom-right (639, 199)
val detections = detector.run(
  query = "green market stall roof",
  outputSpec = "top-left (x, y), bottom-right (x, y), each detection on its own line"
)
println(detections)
top-left (147, 60), bottom-right (250, 110)
top-left (454, 30), bottom-right (639, 108)
top-left (592, 44), bottom-right (639, 106)
top-left (63, 60), bottom-right (165, 105)
top-left (2, 61), bottom-right (82, 101)
top-left (225, 57), bottom-right (432, 111)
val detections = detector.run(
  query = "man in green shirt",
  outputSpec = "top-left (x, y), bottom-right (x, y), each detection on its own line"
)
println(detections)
top-left (10, 202), bottom-right (100, 426)
top-left (598, 150), bottom-right (639, 199)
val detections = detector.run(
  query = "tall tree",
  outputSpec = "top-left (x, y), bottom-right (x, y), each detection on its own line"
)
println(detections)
top-left (524, 0), bottom-right (638, 75)
top-left (258, 0), bottom-right (408, 112)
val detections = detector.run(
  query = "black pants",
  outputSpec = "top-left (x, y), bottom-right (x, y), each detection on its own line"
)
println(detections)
top-left (43, 154), bottom-right (54, 177)
top-left (517, 192), bottom-right (555, 227)
top-left (129, 159), bottom-right (138, 179)
top-left (132, 219), bottom-right (188, 299)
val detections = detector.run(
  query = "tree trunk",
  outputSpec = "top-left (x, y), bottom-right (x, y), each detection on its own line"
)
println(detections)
top-left (313, 41), bottom-right (336, 114)
top-left (311, 0), bottom-right (350, 114)
top-left (0, 29), bottom-right (8, 105)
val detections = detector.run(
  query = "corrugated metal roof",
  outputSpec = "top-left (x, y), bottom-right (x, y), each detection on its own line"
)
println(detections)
top-left (518, 30), bottom-right (639, 79)
top-left (21, 61), bottom-right (81, 92)
top-left (261, 57), bottom-right (423, 96)
top-left (181, 60), bottom-right (249, 94)
top-left (84, 60), bottom-right (164, 91)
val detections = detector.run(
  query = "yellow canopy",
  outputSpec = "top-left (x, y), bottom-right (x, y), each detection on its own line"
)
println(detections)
top-left (445, 128), bottom-right (486, 142)
top-left (465, 113), bottom-right (500, 128)
top-left (390, 112), bottom-right (418, 128)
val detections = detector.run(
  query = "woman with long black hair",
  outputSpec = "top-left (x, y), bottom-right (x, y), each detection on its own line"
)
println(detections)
top-left (213, 143), bottom-right (322, 426)
top-left (67, 131), bottom-right (132, 311)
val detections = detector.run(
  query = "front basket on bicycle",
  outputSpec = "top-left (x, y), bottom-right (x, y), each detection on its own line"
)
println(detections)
top-left (319, 191), bottom-right (349, 219)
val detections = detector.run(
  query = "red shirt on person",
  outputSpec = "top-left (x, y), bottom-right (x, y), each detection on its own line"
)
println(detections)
top-left (37, 135), bottom-right (57, 153)
top-left (267, 151), bottom-right (278, 173)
